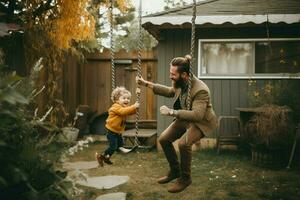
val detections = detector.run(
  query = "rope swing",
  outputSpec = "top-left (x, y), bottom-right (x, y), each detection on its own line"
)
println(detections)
top-left (109, 0), bottom-right (142, 148)
top-left (134, 0), bottom-right (143, 147)
top-left (109, 0), bottom-right (115, 90)
top-left (187, 0), bottom-right (197, 110)
top-left (108, 0), bottom-right (196, 148)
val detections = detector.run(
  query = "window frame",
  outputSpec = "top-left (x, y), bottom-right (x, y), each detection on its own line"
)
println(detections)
top-left (198, 38), bottom-right (300, 79)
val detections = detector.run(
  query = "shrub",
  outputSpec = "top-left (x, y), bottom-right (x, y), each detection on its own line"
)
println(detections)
top-left (248, 79), bottom-right (300, 123)
top-left (245, 105), bottom-right (294, 148)
top-left (0, 61), bottom-right (72, 199)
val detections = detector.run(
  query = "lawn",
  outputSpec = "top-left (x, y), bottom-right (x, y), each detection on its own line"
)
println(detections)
top-left (70, 143), bottom-right (300, 200)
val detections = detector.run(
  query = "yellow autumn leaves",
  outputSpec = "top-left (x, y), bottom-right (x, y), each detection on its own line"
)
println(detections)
top-left (248, 80), bottom-right (278, 106)
top-left (47, 0), bottom-right (94, 49)
top-left (47, 0), bottom-right (132, 50)
top-left (248, 80), bottom-right (274, 98)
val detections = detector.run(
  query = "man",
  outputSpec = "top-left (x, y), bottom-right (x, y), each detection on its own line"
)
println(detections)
top-left (136, 55), bottom-right (217, 193)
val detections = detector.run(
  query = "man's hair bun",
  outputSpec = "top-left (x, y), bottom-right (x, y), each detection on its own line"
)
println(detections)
top-left (185, 55), bottom-right (192, 63)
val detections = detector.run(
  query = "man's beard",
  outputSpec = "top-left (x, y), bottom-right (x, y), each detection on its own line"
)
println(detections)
top-left (172, 77), bottom-right (185, 89)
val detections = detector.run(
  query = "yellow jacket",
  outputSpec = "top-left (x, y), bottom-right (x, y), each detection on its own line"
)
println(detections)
top-left (105, 103), bottom-right (137, 134)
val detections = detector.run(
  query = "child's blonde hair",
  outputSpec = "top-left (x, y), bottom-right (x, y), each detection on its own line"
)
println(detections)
top-left (111, 86), bottom-right (131, 102)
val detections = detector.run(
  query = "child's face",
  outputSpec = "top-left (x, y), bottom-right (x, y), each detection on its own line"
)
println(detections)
top-left (116, 93), bottom-right (131, 107)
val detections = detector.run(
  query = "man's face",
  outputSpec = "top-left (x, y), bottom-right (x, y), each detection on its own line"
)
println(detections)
top-left (169, 65), bottom-right (185, 88)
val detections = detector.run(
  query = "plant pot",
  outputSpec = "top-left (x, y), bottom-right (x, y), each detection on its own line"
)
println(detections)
top-left (251, 144), bottom-right (289, 168)
top-left (58, 127), bottom-right (79, 143)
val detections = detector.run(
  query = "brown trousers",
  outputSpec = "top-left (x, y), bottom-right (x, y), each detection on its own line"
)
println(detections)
top-left (158, 119), bottom-right (204, 178)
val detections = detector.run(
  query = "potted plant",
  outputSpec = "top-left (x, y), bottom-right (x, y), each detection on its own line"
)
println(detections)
top-left (245, 104), bottom-right (294, 168)
top-left (55, 102), bottom-right (81, 143)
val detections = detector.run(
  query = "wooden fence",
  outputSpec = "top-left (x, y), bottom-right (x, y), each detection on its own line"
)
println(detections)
top-left (62, 49), bottom-right (158, 122)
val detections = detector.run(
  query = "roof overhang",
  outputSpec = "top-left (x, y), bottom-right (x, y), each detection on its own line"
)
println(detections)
top-left (142, 0), bottom-right (300, 40)
top-left (143, 14), bottom-right (300, 26)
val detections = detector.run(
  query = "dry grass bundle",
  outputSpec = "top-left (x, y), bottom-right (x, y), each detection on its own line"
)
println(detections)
top-left (246, 105), bottom-right (294, 147)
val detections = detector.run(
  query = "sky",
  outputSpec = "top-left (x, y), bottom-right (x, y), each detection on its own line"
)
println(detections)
top-left (132, 0), bottom-right (195, 15)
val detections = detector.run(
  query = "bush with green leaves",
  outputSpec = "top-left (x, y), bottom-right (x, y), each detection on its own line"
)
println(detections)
top-left (0, 62), bottom-right (73, 199)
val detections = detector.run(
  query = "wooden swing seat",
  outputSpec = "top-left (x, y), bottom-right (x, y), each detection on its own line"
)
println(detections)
top-left (123, 128), bottom-right (157, 149)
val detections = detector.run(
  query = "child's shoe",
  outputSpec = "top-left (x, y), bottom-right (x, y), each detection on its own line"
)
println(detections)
top-left (95, 152), bottom-right (104, 167)
top-left (103, 155), bottom-right (113, 165)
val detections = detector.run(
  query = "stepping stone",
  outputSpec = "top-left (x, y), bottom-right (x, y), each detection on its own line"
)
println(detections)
top-left (77, 175), bottom-right (129, 189)
top-left (63, 161), bottom-right (98, 170)
top-left (95, 192), bottom-right (126, 200)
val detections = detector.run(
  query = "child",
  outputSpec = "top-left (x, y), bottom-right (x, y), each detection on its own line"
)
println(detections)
top-left (96, 86), bottom-right (139, 166)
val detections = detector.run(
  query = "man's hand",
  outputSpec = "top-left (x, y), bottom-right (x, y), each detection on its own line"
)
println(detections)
top-left (136, 76), bottom-right (145, 85)
top-left (160, 105), bottom-right (171, 116)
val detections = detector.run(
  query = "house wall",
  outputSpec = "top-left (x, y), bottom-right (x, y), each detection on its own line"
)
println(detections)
top-left (156, 25), bottom-right (300, 137)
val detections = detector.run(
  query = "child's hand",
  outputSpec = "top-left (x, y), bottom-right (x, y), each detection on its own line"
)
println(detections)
top-left (134, 102), bottom-right (140, 108)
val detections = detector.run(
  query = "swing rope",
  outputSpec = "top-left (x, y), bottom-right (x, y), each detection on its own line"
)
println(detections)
top-left (266, 14), bottom-right (273, 55)
top-left (187, 0), bottom-right (197, 110)
top-left (109, 0), bottom-right (141, 147)
top-left (134, 0), bottom-right (143, 147)
top-left (109, 0), bottom-right (116, 90)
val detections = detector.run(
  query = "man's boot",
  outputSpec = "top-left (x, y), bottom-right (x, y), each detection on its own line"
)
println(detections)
top-left (158, 138), bottom-right (181, 184)
top-left (168, 142), bottom-right (192, 193)
top-left (167, 175), bottom-right (192, 193)
top-left (157, 168), bottom-right (180, 184)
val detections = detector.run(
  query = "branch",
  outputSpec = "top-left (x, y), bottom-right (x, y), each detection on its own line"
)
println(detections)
top-left (0, 2), bottom-right (8, 14)
top-left (7, 0), bottom-right (16, 15)
top-left (33, 0), bottom-right (56, 18)
top-left (0, 1), bottom-right (24, 22)
top-left (39, 106), bottom-right (53, 122)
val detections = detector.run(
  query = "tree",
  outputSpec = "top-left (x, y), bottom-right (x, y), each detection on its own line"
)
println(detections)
top-left (0, 0), bottom-right (96, 49)
top-left (82, 0), bottom-right (136, 51)
top-left (163, 0), bottom-right (189, 10)
top-left (114, 18), bottom-right (157, 51)
top-left (0, 0), bottom-right (133, 122)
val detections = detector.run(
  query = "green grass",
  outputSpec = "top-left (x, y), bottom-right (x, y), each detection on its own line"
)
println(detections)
top-left (69, 143), bottom-right (300, 200)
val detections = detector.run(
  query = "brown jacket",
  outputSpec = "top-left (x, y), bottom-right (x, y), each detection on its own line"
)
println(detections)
top-left (153, 76), bottom-right (217, 135)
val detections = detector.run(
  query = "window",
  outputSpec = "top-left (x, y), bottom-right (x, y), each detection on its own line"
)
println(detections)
top-left (198, 39), bottom-right (300, 78)
top-left (255, 41), bottom-right (300, 74)
top-left (202, 42), bottom-right (253, 75)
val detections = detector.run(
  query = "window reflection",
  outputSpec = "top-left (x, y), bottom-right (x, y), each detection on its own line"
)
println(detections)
top-left (202, 42), bottom-right (253, 75)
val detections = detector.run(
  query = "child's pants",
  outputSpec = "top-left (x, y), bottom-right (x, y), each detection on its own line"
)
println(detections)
top-left (104, 129), bottom-right (124, 156)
